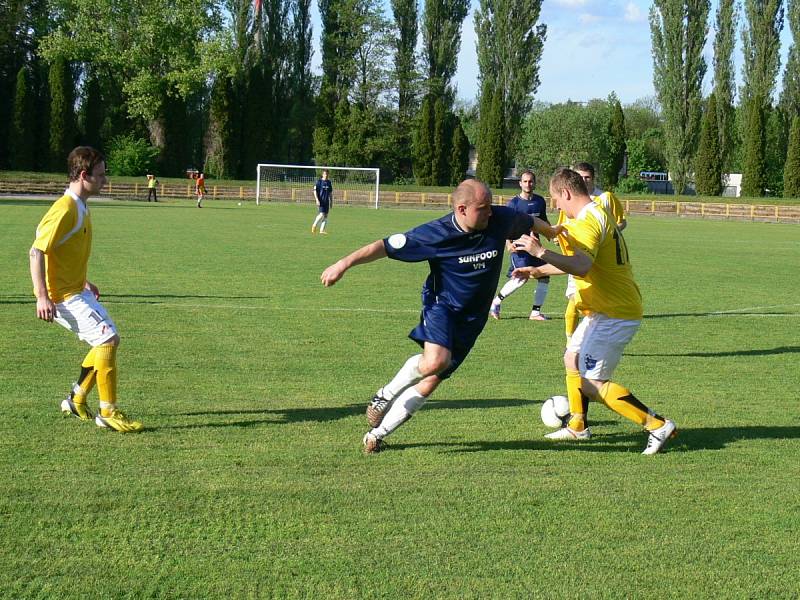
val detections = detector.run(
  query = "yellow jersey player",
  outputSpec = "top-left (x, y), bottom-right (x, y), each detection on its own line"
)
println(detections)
top-left (29, 146), bottom-right (143, 432)
top-left (560, 162), bottom-right (627, 341)
top-left (513, 167), bottom-right (675, 454)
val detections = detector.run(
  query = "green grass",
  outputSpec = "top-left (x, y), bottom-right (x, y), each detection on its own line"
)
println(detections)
top-left (1, 198), bottom-right (799, 598)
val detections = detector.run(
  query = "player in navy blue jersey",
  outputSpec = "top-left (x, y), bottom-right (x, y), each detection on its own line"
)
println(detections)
top-left (312, 169), bottom-right (333, 234)
top-left (320, 179), bottom-right (558, 453)
top-left (489, 170), bottom-right (552, 321)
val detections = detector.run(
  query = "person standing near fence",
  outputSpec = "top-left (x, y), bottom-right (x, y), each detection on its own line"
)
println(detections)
top-left (146, 173), bottom-right (158, 202)
top-left (29, 146), bottom-right (143, 433)
top-left (312, 169), bottom-right (333, 234)
top-left (196, 172), bottom-right (206, 208)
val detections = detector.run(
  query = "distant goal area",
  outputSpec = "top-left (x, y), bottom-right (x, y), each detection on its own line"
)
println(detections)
top-left (256, 164), bottom-right (380, 208)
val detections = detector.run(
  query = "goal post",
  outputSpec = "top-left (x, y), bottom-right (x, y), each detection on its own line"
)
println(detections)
top-left (256, 164), bottom-right (380, 208)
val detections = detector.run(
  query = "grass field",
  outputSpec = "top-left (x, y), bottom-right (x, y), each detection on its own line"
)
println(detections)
top-left (1, 198), bottom-right (799, 598)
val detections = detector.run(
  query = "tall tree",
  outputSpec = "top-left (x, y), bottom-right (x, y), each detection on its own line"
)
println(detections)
top-left (740, 0), bottom-right (784, 196)
top-left (477, 87), bottom-right (505, 186)
top-left (474, 0), bottom-right (546, 162)
top-left (414, 94), bottom-right (434, 185)
top-left (713, 0), bottom-right (738, 174)
top-left (317, 0), bottom-right (365, 129)
top-left (0, 1), bottom-right (26, 167)
top-left (391, 0), bottom-right (418, 122)
top-left (432, 97), bottom-right (449, 184)
top-left (695, 93), bottom-right (723, 195)
top-left (602, 93), bottom-right (626, 186)
top-left (391, 0), bottom-right (418, 178)
top-left (783, 114), bottom-right (800, 196)
top-left (782, 0), bottom-right (800, 117)
top-left (740, 96), bottom-right (767, 196)
top-left (449, 116), bottom-right (470, 185)
top-left (48, 56), bottom-right (76, 169)
top-left (287, 0), bottom-right (314, 163)
top-left (421, 0), bottom-right (469, 103)
top-left (650, 0), bottom-right (710, 194)
top-left (10, 66), bottom-right (35, 169)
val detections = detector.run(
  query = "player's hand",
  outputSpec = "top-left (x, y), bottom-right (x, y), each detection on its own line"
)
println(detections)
top-left (85, 281), bottom-right (100, 299)
top-left (321, 262), bottom-right (346, 287)
top-left (511, 266), bottom-right (537, 281)
top-left (36, 296), bottom-right (56, 322)
top-left (513, 234), bottom-right (545, 258)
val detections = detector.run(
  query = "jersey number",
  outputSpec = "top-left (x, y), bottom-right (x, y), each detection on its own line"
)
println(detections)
top-left (612, 229), bottom-right (629, 265)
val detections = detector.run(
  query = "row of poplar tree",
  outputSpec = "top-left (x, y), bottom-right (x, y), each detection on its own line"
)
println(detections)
top-left (652, 0), bottom-right (800, 198)
top-left (0, 0), bottom-right (550, 187)
top-left (4, 0), bottom-right (800, 196)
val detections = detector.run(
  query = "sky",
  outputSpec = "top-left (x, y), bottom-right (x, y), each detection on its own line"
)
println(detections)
top-left (310, 0), bottom-right (795, 107)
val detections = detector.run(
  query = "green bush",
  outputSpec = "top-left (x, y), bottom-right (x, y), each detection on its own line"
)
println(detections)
top-left (616, 176), bottom-right (651, 194)
top-left (106, 134), bottom-right (159, 176)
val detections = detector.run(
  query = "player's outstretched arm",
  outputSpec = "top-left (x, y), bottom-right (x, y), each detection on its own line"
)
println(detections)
top-left (531, 216), bottom-right (563, 240)
top-left (321, 240), bottom-right (388, 287)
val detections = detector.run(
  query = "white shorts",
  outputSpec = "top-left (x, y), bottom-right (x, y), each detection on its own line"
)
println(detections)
top-left (54, 289), bottom-right (118, 346)
top-left (565, 274), bottom-right (576, 298)
top-left (566, 312), bottom-right (640, 380)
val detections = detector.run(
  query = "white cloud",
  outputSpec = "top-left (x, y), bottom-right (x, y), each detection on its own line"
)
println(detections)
top-left (578, 12), bottom-right (603, 24)
top-left (623, 2), bottom-right (645, 22)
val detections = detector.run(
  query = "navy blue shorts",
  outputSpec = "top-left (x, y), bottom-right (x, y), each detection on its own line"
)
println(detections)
top-left (408, 302), bottom-right (487, 380)
top-left (318, 201), bottom-right (330, 214)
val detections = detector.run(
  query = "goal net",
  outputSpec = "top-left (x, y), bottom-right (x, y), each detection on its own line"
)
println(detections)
top-left (256, 164), bottom-right (380, 208)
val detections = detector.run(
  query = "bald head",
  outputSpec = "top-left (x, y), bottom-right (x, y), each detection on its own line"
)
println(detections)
top-left (453, 179), bottom-right (493, 232)
top-left (453, 179), bottom-right (492, 207)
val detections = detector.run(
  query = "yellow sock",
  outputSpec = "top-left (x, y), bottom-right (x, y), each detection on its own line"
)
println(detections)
top-left (565, 368), bottom-right (587, 431)
top-left (75, 347), bottom-right (98, 401)
top-left (94, 344), bottom-right (118, 416)
top-left (599, 381), bottom-right (665, 430)
top-left (565, 296), bottom-right (579, 339)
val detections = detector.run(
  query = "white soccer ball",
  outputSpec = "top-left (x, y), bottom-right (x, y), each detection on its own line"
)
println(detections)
top-left (541, 395), bottom-right (570, 428)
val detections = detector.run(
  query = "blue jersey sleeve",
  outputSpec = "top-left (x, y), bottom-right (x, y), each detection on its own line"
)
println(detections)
top-left (383, 225), bottom-right (440, 262)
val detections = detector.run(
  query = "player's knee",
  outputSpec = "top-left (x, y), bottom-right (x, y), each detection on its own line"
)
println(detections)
top-left (105, 335), bottom-right (120, 347)
top-left (421, 354), bottom-right (450, 376)
top-left (563, 350), bottom-right (577, 370)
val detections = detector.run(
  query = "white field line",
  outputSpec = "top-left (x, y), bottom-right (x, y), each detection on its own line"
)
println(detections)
top-left (103, 300), bottom-right (800, 317)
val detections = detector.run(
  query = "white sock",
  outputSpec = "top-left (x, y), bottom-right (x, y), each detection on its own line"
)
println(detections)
top-left (319, 218), bottom-right (328, 232)
top-left (372, 386), bottom-right (427, 438)
top-left (381, 354), bottom-right (423, 400)
top-left (313, 213), bottom-right (324, 228)
top-left (498, 276), bottom-right (527, 301)
top-left (534, 280), bottom-right (549, 309)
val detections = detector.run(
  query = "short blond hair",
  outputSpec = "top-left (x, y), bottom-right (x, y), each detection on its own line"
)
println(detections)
top-left (550, 167), bottom-right (589, 196)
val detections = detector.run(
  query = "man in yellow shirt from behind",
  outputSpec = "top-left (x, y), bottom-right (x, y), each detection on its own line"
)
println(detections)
top-left (514, 167), bottom-right (675, 454)
top-left (29, 146), bottom-right (143, 432)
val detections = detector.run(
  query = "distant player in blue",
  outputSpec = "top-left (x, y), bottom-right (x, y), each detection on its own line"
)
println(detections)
top-left (490, 169), bottom-right (552, 321)
top-left (321, 179), bottom-right (558, 453)
top-left (312, 169), bottom-right (333, 234)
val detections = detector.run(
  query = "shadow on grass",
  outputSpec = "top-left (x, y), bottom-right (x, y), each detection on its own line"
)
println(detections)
top-left (164, 398), bottom-right (620, 432)
top-left (387, 424), bottom-right (800, 455)
top-left (627, 345), bottom-right (800, 358)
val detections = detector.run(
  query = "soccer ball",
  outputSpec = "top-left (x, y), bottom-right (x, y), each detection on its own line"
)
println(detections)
top-left (540, 395), bottom-right (570, 428)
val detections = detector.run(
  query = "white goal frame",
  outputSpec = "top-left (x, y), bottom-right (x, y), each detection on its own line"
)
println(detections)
top-left (255, 163), bottom-right (381, 208)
